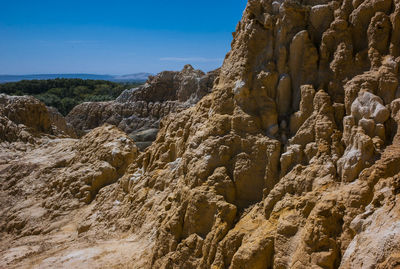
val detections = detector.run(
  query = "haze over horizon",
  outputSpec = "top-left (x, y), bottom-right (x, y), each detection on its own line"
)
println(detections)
top-left (0, 0), bottom-right (247, 75)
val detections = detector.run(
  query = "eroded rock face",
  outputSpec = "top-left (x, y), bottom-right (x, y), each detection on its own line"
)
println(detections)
top-left (0, 124), bottom-right (137, 241)
top-left (2, 0), bottom-right (400, 268)
top-left (103, 0), bottom-right (399, 267)
top-left (47, 106), bottom-right (76, 137)
top-left (0, 94), bottom-right (75, 143)
top-left (66, 65), bottom-right (219, 149)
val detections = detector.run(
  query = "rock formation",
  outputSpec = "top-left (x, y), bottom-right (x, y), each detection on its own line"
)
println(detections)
top-left (0, 95), bottom-right (139, 268)
top-left (0, 94), bottom-right (75, 143)
top-left (66, 65), bottom-right (218, 149)
top-left (1, 0), bottom-right (400, 268)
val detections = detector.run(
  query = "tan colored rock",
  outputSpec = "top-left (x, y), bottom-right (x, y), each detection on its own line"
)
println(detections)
top-left (2, 0), bottom-right (400, 268)
top-left (0, 94), bottom-right (75, 143)
top-left (276, 74), bottom-right (292, 117)
top-left (0, 124), bottom-right (137, 241)
top-left (290, 85), bottom-right (316, 134)
top-left (367, 12), bottom-right (391, 55)
top-left (309, 4), bottom-right (334, 42)
top-left (0, 94), bottom-right (52, 134)
top-left (289, 31), bottom-right (318, 111)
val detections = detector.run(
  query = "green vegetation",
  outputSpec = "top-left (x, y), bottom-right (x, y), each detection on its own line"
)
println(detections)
top-left (0, 78), bottom-right (143, 115)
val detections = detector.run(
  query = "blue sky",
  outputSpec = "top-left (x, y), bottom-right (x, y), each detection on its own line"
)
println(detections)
top-left (0, 0), bottom-right (247, 75)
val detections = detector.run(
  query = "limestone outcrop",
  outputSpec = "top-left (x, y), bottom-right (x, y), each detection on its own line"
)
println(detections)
top-left (1, 0), bottom-right (400, 268)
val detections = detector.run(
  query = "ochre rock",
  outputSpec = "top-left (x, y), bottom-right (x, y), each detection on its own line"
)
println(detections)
top-left (2, 0), bottom-right (400, 268)
top-left (0, 94), bottom-right (75, 143)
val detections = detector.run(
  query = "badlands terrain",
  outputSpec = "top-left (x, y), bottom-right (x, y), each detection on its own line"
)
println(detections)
top-left (1, 0), bottom-right (400, 268)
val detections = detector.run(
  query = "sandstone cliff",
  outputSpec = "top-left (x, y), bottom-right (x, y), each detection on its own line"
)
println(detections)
top-left (1, 0), bottom-right (400, 268)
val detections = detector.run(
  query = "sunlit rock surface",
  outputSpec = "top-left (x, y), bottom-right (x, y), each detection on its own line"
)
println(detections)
top-left (1, 0), bottom-right (400, 268)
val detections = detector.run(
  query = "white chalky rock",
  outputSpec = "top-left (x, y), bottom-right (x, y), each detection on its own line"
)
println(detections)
top-left (351, 90), bottom-right (390, 124)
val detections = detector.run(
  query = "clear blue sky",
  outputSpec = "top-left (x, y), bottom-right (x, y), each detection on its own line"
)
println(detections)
top-left (0, 0), bottom-right (247, 75)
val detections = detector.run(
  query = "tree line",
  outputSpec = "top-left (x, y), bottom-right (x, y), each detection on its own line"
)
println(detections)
top-left (0, 78), bottom-right (143, 115)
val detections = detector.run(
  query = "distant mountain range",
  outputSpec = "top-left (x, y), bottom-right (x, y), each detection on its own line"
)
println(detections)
top-left (0, 73), bottom-right (153, 83)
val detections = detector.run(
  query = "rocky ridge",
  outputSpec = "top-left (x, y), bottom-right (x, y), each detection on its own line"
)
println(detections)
top-left (1, 0), bottom-right (400, 268)
top-left (66, 65), bottom-right (218, 149)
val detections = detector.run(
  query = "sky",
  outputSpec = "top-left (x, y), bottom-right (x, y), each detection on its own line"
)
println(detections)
top-left (0, 0), bottom-right (247, 75)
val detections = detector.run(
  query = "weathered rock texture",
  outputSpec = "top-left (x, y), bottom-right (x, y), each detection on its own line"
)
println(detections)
top-left (1, 0), bottom-right (400, 268)
top-left (0, 122), bottom-right (140, 268)
top-left (0, 94), bottom-right (75, 143)
top-left (66, 65), bottom-right (218, 149)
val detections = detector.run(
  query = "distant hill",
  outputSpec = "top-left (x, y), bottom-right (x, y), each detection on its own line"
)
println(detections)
top-left (0, 73), bottom-right (153, 83)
